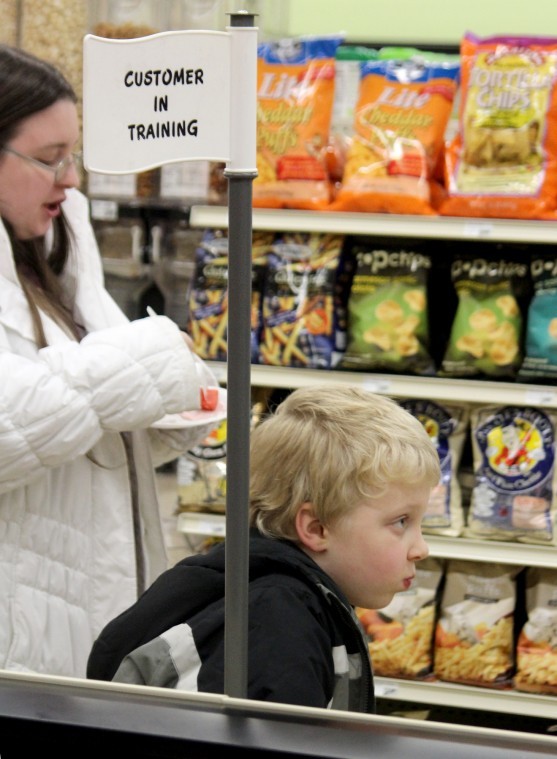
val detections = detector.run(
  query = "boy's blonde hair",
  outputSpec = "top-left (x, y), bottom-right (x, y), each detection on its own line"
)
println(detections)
top-left (249, 385), bottom-right (441, 541)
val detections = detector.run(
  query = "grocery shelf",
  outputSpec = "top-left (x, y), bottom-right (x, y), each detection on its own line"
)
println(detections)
top-left (375, 677), bottom-right (557, 721)
top-left (206, 361), bottom-right (557, 410)
top-left (424, 535), bottom-right (556, 568)
top-left (189, 204), bottom-right (557, 244)
top-left (176, 511), bottom-right (557, 569)
top-left (177, 511), bottom-right (226, 538)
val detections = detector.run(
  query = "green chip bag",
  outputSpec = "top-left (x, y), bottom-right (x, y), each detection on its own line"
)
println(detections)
top-left (340, 240), bottom-right (434, 375)
top-left (441, 252), bottom-right (529, 378)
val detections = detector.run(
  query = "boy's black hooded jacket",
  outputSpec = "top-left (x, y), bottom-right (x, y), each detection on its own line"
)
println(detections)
top-left (87, 530), bottom-right (375, 713)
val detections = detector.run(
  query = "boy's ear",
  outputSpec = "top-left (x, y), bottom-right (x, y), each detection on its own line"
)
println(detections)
top-left (295, 502), bottom-right (328, 553)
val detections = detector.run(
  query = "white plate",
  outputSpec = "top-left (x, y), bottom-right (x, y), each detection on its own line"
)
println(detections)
top-left (151, 387), bottom-right (227, 429)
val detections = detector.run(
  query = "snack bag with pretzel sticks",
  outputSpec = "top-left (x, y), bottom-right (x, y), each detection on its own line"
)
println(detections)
top-left (258, 233), bottom-right (345, 369)
top-left (400, 400), bottom-right (469, 537)
top-left (254, 34), bottom-right (344, 210)
top-left (187, 230), bottom-right (273, 363)
top-left (356, 557), bottom-right (444, 680)
top-left (330, 52), bottom-right (460, 215)
top-left (339, 239), bottom-right (434, 375)
top-left (434, 560), bottom-right (520, 689)
top-left (441, 32), bottom-right (557, 220)
top-left (515, 567), bottom-right (557, 695)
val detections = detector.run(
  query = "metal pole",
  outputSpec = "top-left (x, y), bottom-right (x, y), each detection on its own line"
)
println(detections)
top-left (223, 10), bottom-right (258, 699)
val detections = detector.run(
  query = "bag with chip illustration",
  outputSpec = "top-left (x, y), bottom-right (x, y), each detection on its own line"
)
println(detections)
top-left (441, 251), bottom-right (529, 379)
top-left (515, 567), bottom-right (557, 694)
top-left (441, 32), bottom-right (557, 219)
top-left (331, 51), bottom-right (460, 215)
top-left (400, 400), bottom-right (469, 536)
top-left (434, 560), bottom-right (519, 688)
top-left (467, 404), bottom-right (557, 545)
top-left (519, 252), bottom-right (557, 382)
top-left (187, 229), bottom-right (272, 364)
top-left (356, 557), bottom-right (444, 680)
top-left (340, 239), bottom-right (434, 375)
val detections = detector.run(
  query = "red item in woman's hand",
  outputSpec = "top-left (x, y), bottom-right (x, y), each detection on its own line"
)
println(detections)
top-left (200, 386), bottom-right (219, 411)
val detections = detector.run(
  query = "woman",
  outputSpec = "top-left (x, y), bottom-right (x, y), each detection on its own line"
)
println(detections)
top-left (0, 44), bottom-right (219, 677)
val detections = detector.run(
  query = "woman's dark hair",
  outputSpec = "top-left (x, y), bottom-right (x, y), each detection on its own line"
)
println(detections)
top-left (0, 45), bottom-right (82, 345)
top-left (0, 44), bottom-right (77, 148)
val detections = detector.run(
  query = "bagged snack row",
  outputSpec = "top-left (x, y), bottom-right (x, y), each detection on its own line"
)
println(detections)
top-left (254, 31), bottom-right (557, 220)
top-left (357, 561), bottom-right (557, 697)
top-left (188, 229), bottom-right (557, 383)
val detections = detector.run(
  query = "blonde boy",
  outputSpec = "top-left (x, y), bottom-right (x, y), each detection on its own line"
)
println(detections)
top-left (88, 386), bottom-right (440, 713)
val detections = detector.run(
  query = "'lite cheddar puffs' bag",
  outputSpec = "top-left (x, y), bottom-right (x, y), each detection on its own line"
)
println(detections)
top-left (441, 32), bottom-right (557, 219)
top-left (254, 35), bottom-right (343, 210)
top-left (331, 53), bottom-right (460, 215)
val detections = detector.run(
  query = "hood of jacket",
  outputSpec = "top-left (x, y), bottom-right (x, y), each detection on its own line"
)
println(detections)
top-left (87, 529), bottom-right (356, 681)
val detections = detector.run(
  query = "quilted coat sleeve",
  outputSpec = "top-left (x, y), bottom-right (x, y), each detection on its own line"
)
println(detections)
top-left (0, 315), bottom-right (202, 494)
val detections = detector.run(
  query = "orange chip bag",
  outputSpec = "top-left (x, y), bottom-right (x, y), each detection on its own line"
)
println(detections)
top-left (331, 54), bottom-right (460, 215)
top-left (441, 32), bottom-right (557, 219)
top-left (254, 35), bottom-right (343, 210)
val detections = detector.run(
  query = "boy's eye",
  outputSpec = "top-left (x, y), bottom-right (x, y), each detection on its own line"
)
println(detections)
top-left (393, 516), bottom-right (408, 529)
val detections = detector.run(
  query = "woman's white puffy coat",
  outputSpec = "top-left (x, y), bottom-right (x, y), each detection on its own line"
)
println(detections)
top-left (0, 189), bottom-right (214, 677)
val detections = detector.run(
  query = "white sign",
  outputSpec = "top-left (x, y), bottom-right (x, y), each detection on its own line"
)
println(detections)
top-left (83, 30), bottom-right (231, 174)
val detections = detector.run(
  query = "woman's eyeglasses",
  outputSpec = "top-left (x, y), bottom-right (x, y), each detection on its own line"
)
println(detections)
top-left (2, 145), bottom-right (82, 183)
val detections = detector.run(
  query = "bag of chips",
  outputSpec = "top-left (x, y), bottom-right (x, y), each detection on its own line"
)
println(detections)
top-left (254, 34), bottom-right (343, 210)
top-left (400, 400), bottom-right (469, 536)
top-left (340, 239), bottom-right (434, 375)
top-left (515, 567), bottom-right (557, 694)
top-left (441, 32), bottom-right (557, 219)
top-left (441, 250), bottom-right (529, 379)
top-left (356, 557), bottom-right (444, 680)
top-left (188, 230), bottom-right (272, 363)
top-left (434, 560), bottom-right (519, 688)
top-left (467, 404), bottom-right (557, 545)
top-left (258, 232), bottom-right (345, 369)
top-left (330, 51), bottom-right (460, 214)
top-left (519, 251), bottom-right (557, 382)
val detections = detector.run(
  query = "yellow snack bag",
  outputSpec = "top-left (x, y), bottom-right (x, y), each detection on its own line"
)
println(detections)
top-left (441, 32), bottom-right (557, 219)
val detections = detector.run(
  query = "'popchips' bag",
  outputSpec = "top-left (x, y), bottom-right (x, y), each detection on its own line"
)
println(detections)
top-left (519, 252), bottom-right (557, 382)
top-left (441, 252), bottom-right (528, 379)
top-left (340, 240), bottom-right (434, 375)
top-left (441, 32), bottom-right (557, 219)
